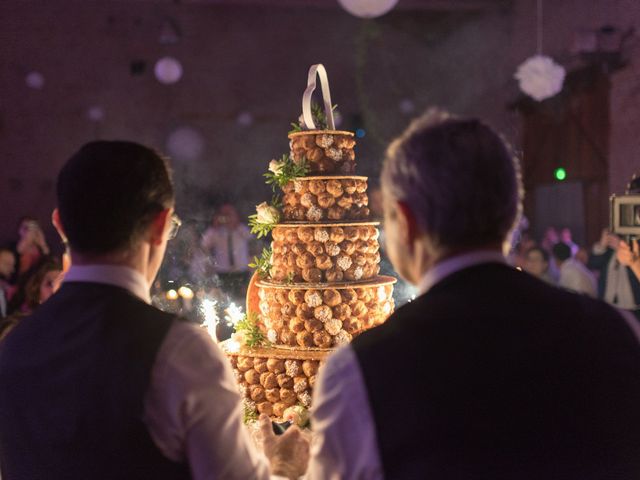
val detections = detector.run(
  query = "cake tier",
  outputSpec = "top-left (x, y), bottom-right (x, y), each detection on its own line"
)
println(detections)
top-left (270, 223), bottom-right (381, 284)
top-left (288, 130), bottom-right (356, 175)
top-left (281, 176), bottom-right (370, 222)
top-left (257, 276), bottom-right (396, 349)
top-left (222, 341), bottom-right (328, 418)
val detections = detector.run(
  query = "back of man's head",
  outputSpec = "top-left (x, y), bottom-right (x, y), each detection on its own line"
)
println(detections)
top-left (381, 110), bottom-right (523, 249)
top-left (57, 141), bottom-right (174, 254)
top-left (551, 242), bottom-right (572, 263)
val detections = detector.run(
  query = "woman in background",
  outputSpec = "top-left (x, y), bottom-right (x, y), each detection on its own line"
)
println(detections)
top-left (0, 256), bottom-right (62, 341)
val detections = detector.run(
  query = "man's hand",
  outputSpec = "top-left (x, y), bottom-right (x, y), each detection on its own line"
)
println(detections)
top-left (258, 414), bottom-right (310, 479)
top-left (599, 229), bottom-right (620, 251)
top-left (617, 239), bottom-right (640, 268)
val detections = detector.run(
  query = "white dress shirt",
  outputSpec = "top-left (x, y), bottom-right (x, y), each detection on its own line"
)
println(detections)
top-left (201, 225), bottom-right (252, 273)
top-left (63, 265), bottom-right (272, 480)
top-left (307, 251), bottom-right (506, 479)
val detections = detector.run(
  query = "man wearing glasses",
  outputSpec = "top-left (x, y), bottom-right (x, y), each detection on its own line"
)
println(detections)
top-left (0, 141), bottom-right (308, 479)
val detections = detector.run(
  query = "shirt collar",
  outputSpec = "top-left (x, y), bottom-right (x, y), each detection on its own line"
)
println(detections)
top-left (418, 250), bottom-right (507, 295)
top-left (63, 264), bottom-right (151, 304)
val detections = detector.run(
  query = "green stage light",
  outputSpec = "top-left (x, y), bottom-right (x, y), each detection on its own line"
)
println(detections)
top-left (554, 167), bottom-right (567, 181)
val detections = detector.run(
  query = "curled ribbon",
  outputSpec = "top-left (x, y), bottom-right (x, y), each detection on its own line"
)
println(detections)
top-left (302, 64), bottom-right (335, 131)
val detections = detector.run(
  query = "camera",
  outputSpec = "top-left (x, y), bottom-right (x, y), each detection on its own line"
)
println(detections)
top-left (610, 194), bottom-right (640, 244)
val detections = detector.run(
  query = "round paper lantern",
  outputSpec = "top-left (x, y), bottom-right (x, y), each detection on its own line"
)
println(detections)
top-left (398, 98), bottom-right (415, 114)
top-left (338, 0), bottom-right (398, 18)
top-left (154, 56), bottom-right (183, 84)
top-left (87, 106), bottom-right (105, 122)
top-left (166, 126), bottom-right (205, 162)
top-left (25, 71), bottom-right (45, 89)
top-left (514, 55), bottom-right (565, 102)
top-left (236, 111), bottom-right (254, 127)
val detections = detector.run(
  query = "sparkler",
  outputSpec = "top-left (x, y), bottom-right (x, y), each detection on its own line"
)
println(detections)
top-left (201, 298), bottom-right (219, 341)
top-left (224, 302), bottom-right (244, 327)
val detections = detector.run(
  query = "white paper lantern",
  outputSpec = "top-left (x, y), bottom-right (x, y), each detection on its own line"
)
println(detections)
top-left (87, 106), bottom-right (105, 122)
top-left (514, 54), bottom-right (565, 102)
top-left (236, 111), bottom-right (254, 127)
top-left (25, 71), bottom-right (45, 89)
top-left (338, 0), bottom-right (398, 18)
top-left (398, 98), bottom-right (415, 114)
top-left (166, 126), bottom-right (205, 162)
top-left (154, 56), bottom-right (183, 84)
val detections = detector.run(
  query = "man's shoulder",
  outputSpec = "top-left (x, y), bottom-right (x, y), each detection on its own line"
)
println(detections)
top-left (352, 264), bottom-right (625, 356)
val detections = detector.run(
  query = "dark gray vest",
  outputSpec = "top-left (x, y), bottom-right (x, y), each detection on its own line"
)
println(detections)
top-left (353, 263), bottom-right (640, 479)
top-left (0, 282), bottom-right (191, 480)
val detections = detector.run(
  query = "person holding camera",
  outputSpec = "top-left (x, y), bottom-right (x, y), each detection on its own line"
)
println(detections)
top-left (588, 175), bottom-right (640, 320)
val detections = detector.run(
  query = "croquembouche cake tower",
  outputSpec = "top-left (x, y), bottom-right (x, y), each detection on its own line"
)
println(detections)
top-left (221, 65), bottom-right (395, 423)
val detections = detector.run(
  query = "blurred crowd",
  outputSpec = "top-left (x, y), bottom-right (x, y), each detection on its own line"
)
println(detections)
top-left (3, 202), bottom-right (639, 342)
top-left (511, 223), bottom-right (640, 319)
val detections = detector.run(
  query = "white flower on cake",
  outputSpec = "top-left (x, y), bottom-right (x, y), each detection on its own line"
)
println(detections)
top-left (284, 405), bottom-right (310, 427)
top-left (268, 159), bottom-right (285, 175)
top-left (255, 202), bottom-right (280, 224)
top-left (514, 54), bottom-right (565, 102)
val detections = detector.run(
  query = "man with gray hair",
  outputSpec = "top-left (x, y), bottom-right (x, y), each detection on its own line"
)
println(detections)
top-left (305, 111), bottom-right (640, 479)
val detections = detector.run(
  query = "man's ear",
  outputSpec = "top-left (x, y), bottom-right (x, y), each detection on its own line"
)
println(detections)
top-left (51, 208), bottom-right (68, 244)
top-left (396, 200), bottom-right (420, 249)
top-left (149, 209), bottom-right (171, 246)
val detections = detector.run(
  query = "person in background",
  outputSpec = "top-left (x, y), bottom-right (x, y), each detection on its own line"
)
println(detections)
top-left (0, 248), bottom-right (17, 318)
top-left (304, 110), bottom-right (640, 479)
top-left (523, 246), bottom-right (555, 284)
top-left (10, 216), bottom-right (50, 284)
top-left (552, 241), bottom-right (597, 297)
top-left (6, 256), bottom-right (62, 315)
top-left (540, 226), bottom-right (559, 254)
top-left (560, 227), bottom-right (579, 257)
top-left (200, 203), bottom-right (252, 302)
top-left (0, 256), bottom-right (62, 341)
top-left (0, 141), bottom-right (308, 479)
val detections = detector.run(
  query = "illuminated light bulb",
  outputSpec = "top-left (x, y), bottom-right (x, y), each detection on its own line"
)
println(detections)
top-left (554, 167), bottom-right (567, 181)
top-left (178, 286), bottom-right (194, 299)
top-left (166, 289), bottom-right (178, 300)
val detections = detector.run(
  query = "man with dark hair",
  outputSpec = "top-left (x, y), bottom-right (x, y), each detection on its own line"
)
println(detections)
top-left (0, 141), bottom-right (308, 479)
top-left (306, 111), bottom-right (640, 478)
top-left (552, 241), bottom-right (597, 297)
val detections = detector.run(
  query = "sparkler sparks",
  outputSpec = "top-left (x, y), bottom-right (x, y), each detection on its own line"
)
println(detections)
top-left (201, 298), bottom-right (219, 341)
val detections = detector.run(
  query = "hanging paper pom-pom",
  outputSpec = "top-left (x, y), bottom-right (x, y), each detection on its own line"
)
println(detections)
top-left (514, 54), bottom-right (566, 102)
